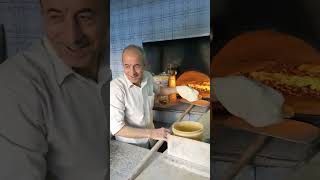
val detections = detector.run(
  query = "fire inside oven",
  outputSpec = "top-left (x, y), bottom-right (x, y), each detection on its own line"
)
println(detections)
top-left (143, 36), bottom-right (211, 103)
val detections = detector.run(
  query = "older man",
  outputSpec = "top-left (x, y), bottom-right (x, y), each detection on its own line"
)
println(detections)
top-left (110, 45), bottom-right (199, 148)
top-left (0, 0), bottom-right (110, 179)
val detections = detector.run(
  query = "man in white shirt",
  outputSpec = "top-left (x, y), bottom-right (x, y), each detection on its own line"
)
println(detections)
top-left (110, 45), bottom-right (183, 148)
top-left (0, 0), bottom-right (109, 179)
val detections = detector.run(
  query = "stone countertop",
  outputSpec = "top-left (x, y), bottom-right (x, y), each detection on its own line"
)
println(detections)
top-left (110, 109), bottom-right (210, 179)
top-left (110, 140), bottom-right (210, 180)
top-left (111, 136), bottom-right (211, 180)
top-left (110, 140), bottom-right (160, 180)
top-left (136, 151), bottom-right (210, 180)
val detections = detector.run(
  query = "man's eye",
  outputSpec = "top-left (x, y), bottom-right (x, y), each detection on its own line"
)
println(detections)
top-left (80, 16), bottom-right (90, 20)
top-left (48, 14), bottom-right (63, 22)
top-left (79, 15), bottom-right (93, 22)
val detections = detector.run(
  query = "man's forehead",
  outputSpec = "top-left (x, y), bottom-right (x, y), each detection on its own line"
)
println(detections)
top-left (123, 57), bottom-right (144, 66)
top-left (123, 51), bottom-right (142, 59)
top-left (41, 0), bottom-right (99, 11)
top-left (124, 49), bottom-right (141, 56)
top-left (123, 48), bottom-right (144, 59)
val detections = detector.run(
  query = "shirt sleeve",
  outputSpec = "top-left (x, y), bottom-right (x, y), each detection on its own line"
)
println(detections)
top-left (110, 81), bottom-right (126, 135)
top-left (0, 86), bottom-right (47, 180)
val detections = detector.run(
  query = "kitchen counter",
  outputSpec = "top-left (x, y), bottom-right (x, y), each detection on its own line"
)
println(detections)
top-left (110, 140), bottom-right (209, 180)
top-left (136, 150), bottom-right (210, 180)
top-left (110, 140), bottom-right (160, 180)
top-left (110, 111), bottom-right (211, 179)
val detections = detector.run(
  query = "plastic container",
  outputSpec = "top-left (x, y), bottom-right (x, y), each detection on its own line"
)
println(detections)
top-left (172, 121), bottom-right (204, 141)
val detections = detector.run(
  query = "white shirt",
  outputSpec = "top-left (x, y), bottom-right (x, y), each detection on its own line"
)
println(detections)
top-left (110, 71), bottom-right (160, 147)
top-left (0, 37), bottom-right (111, 180)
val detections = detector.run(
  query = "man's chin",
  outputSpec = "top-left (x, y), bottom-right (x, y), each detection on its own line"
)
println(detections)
top-left (129, 78), bottom-right (141, 84)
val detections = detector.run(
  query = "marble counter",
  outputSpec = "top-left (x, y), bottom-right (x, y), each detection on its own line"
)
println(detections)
top-left (110, 109), bottom-right (210, 180)
top-left (136, 151), bottom-right (210, 180)
top-left (110, 140), bottom-right (160, 180)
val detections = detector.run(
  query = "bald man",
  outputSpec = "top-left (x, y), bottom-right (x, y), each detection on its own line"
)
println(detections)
top-left (110, 45), bottom-right (186, 148)
top-left (0, 0), bottom-right (110, 179)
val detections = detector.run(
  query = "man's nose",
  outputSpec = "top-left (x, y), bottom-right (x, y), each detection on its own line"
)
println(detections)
top-left (65, 18), bottom-right (84, 47)
top-left (130, 66), bottom-right (137, 76)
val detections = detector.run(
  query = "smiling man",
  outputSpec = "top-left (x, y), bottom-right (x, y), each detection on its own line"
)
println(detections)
top-left (110, 45), bottom-right (198, 148)
top-left (0, 0), bottom-right (110, 179)
top-left (42, 0), bottom-right (103, 79)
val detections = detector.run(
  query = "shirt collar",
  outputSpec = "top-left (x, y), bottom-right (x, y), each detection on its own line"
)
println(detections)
top-left (43, 37), bottom-right (74, 85)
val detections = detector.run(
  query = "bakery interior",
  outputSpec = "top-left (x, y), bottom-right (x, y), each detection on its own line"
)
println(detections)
top-left (212, 0), bottom-right (320, 180)
top-left (2, 0), bottom-right (320, 179)
top-left (0, 1), bottom-right (210, 179)
top-left (110, 0), bottom-right (210, 179)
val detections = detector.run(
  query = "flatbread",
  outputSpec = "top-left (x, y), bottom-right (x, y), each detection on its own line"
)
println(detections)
top-left (176, 86), bottom-right (199, 102)
top-left (215, 76), bottom-right (285, 127)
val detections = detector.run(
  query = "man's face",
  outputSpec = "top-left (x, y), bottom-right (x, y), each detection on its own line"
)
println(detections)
top-left (122, 49), bottom-right (144, 85)
top-left (41, 0), bottom-right (100, 68)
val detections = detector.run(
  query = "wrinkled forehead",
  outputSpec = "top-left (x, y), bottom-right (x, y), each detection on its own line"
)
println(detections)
top-left (40, 0), bottom-right (99, 12)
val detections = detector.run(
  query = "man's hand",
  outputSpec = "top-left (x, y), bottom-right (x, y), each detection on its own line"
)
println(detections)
top-left (148, 127), bottom-right (171, 141)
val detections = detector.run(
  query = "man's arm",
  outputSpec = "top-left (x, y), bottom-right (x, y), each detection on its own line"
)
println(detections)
top-left (159, 87), bottom-right (177, 96)
top-left (115, 126), bottom-right (170, 141)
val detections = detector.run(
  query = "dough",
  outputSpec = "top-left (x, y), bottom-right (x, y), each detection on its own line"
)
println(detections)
top-left (215, 76), bottom-right (285, 127)
top-left (177, 86), bottom-right (199, 102)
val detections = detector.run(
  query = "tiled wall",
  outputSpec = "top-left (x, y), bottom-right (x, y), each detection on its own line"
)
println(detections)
top-left (0, 0), bottom-right (43, 57)
top-left (0, 0), bottom-right (210, 75)
top-left (110, 0), bottom-right (210, 78)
